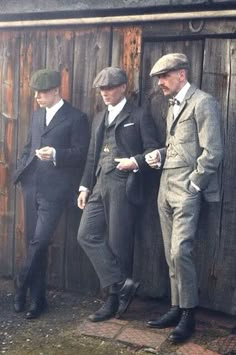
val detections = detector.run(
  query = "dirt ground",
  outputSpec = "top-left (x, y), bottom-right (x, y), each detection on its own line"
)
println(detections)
top-left (0, 279), bottom-right (147, 355)
top-left (0, 279), bottom-right (235, 355)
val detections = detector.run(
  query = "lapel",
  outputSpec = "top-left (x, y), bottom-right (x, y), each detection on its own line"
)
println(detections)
top-left (42, 102), bottom-right (68, 136)
top-left (94, 109), bottom-right (106, 153)
top-left (115, 101), bottom-right (132, 129)
top-left (169, 84), bottom-right (197, 130)
top-left (35, 108), bottom-right (46, 136)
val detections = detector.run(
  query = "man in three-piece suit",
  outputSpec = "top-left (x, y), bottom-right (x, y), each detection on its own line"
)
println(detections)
top-left (13, 69), bottom-right (89, 319)
top-left (145, 53), bottom-right (223, 342)
top-left (77, 67), bottom-right (159, 322)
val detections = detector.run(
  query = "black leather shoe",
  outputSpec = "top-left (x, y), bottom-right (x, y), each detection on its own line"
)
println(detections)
top-left (168, 308), bottom-right (195, 343)
top-left (88, 294), bottom-right (119, 322)
top-left (147, 306), bottom-right (181, 329)
top-left (25, 299), bottom-right (47, 320)
top-left (116, 278), bottom-right (139, 318)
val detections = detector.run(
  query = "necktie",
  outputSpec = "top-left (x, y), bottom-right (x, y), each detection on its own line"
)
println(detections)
top-left (168, 98), bottom-right (180, 107)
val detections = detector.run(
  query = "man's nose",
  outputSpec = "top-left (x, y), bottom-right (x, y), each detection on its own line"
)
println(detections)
top-left (157, 78), bottom-right (162, 86)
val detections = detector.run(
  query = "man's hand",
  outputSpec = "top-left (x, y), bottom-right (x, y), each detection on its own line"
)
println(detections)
top-left (145, 149), bottom-right (160, 168)
top-left (115, 158), bottom-right (138, 171)
top-left (77, 191), bottom-right (89, 210)
top-left (36, 146), bottom-right (54, 161)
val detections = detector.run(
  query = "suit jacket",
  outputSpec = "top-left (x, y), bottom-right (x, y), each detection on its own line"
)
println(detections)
top-left (159, 84), bottom-right (223, 202)
top-left (14, 101), bottom-right (90, 202)
top-left (80, 101), bottom-right (159, 206)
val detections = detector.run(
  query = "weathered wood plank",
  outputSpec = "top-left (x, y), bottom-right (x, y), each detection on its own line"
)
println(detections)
top-left (0, 32), bottom-right (20, 277)
top-left (112, 26), bottom-right (142, 105)
top-left (143, 19), bottom-right (236, 39)
top-left (72, 26), bottom-right (111, 120)
top-left (14, 30), bottom-right (47, 276)
top-left (46, 29), bottom-right (74, 102)
top-left (198, 38), bottom-right (236, 314)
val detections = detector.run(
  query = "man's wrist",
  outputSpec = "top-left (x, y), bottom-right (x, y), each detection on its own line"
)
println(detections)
top-left (79, 186), bottom-right (90, 193)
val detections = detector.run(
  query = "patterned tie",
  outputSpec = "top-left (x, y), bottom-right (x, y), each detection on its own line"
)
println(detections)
top-left (168, 98), bottom-right (180, 107)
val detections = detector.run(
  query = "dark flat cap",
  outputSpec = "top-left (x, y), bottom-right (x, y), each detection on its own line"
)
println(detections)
top-left (93, 67), bottom-right (127, 88)
top-left (30, 69), bottom-right (61, 91)
top-left (150, 53), bottom-right (189, 76)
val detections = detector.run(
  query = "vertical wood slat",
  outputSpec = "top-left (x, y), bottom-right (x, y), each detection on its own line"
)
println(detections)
top-left (72, 26), bottom-right (111, 120)
top-left (112, 26), bottom-right (142, 105)
top-left (199, 38), bottom-right (236, 313)
top-left (0, 32), bottom-right (20, 277)
top-left (14, 30), bottom-right (47, 275)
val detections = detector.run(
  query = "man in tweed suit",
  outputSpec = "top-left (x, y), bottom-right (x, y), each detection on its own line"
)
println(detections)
top-left (77, 67), bottom-right (159, 322)
top-left (13, 69), bottom-right (89, 319)
top-left (145, 53), bottom-right (223, 343)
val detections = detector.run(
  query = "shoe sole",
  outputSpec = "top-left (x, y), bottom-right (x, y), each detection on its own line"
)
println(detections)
top-left (88, 312), bottom-right (117, 322)
top-left (116, 282), bottom-right (140, 319)
top-left (147, 319), bottom-right (180, 329)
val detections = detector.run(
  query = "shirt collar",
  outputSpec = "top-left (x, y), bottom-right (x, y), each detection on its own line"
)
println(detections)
top-left (46, 98), bottom-right (64, 116)
top-left (175, 82), bottom-right (191, 104)
top-left (108, 97), bottom-right (127, 113)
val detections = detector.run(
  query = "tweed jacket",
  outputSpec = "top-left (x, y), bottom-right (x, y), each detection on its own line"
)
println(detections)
top-left (159, 84), bottom-right (223, 202)
top-left (80, 101), bottom-right (159, 205)
top-left (14, 101), bottom-right (90, 201)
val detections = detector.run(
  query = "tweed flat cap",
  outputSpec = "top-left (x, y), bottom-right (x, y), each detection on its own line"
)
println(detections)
top-left (93, 67), bottom-right (127, 88)
top-left (30, 69), bottom-right (61, 91)
top-left (150, 53), bottom-right (189, 77)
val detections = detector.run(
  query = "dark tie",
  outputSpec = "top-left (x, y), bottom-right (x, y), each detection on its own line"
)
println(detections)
top-left (168, 98), bottom-right (180, 107)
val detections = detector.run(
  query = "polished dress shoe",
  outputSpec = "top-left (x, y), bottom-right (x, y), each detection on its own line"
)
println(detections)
top-left (116, 278), bottom-right (139, 318)
top-left (25, 299), bottom-right (47, 320)
top-left (88, 294), bottom-right (119, 322)
top-left (147, 306), bottom-right (181, 329)
top-left (168, 308), bottom-right (195, 343)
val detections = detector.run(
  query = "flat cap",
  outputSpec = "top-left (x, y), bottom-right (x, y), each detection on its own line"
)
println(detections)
top-left (150, 53), bottom-right (189, 77)
top-left (30, 69), bottom-right (61, 91)
top-left (93, 67), bottom-right (127, 88)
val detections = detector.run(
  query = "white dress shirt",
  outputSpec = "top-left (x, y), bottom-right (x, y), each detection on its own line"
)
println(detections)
top-left (107, 97), bottom-right (127, 125)
top-left (45, 99), bottom-right (64, 126)
top-left (173, 82), bottom-right (191, 118)
top-left (45, 99), bottom-right (64, 163)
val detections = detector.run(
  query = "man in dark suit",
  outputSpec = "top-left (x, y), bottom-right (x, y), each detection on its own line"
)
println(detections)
top-left (145, 53), bottom-right (223, 343)
top-left (13, 69), bottom-right (89, 319)
top-left (77, 66), bottom-right (159, 322)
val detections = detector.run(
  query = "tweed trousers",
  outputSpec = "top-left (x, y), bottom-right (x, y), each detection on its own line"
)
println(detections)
top-left (78, 168), bottom-right (137, 289)
top-left (158, 167), bottom-right (201, 308)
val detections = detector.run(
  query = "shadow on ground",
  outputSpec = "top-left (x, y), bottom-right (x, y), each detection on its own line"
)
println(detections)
top-left (0, 279), bottom-right (235, 355)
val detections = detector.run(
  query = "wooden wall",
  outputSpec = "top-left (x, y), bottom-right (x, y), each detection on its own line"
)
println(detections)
top-left (0, 18), bottom-right (235, 315)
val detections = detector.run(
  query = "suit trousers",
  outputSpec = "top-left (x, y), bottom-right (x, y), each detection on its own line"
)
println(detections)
top-left (18, 172), bottom-right (65, 301)
top-left (78, 168), bottom-right (137, 289)
top-left (158, 167), bottom-right (201, 308)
